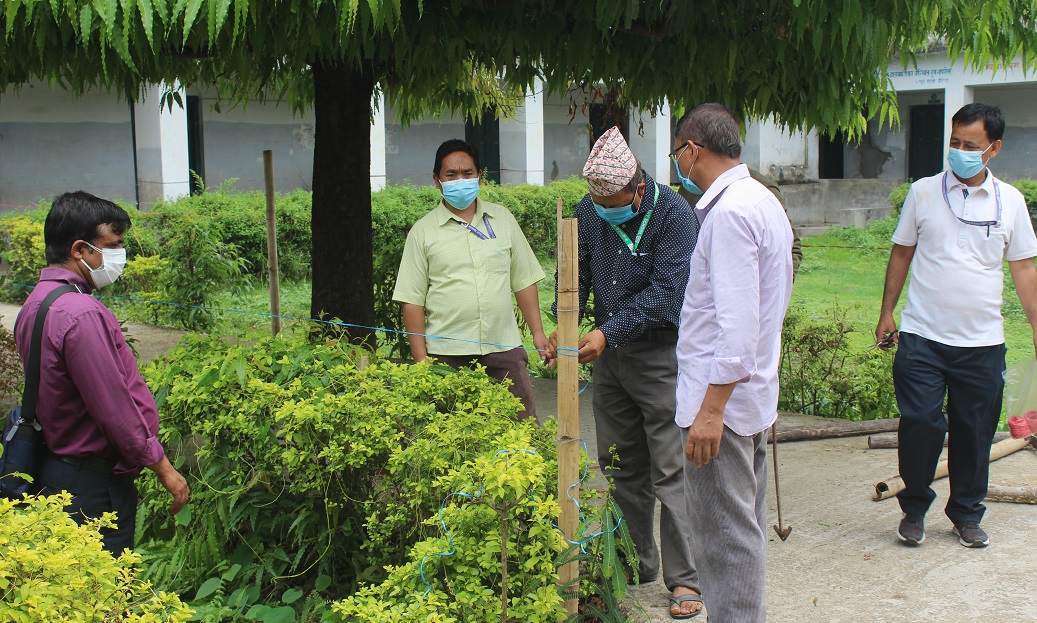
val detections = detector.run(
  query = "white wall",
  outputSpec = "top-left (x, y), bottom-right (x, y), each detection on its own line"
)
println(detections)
top-left (0, 82), bottom-right (136, 210)
top-left (194, 90), bottom-right (315, 193)
top-left (543, 95), bottom-right (590, 182)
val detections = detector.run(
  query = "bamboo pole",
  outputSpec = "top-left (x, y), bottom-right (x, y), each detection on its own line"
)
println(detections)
top-left (987, 485), bottom-right (1037, 504)
top-left (874, 436), bottom-right (1033, 501)
top-left (556, 198), bottom-right (580, 616)
top-left (263, 150), bottom-right (282, 336)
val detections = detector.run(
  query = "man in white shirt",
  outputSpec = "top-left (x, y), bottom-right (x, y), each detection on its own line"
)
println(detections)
top-left (673, 103), bottom-right (794, 623)
top-left (876, 103), bottom-right (1037, 548)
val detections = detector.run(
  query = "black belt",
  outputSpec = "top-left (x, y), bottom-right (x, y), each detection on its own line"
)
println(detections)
top-left (639, 329), bottom-right (679, 344)
top-left (46, 451), bottom-right (117, 475)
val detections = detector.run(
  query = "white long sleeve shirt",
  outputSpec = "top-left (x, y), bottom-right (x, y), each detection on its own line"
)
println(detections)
top-left (675, 164), bottom-right (794, 436)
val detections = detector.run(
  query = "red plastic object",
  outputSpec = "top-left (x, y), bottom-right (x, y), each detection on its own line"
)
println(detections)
top-left (1009, 416), bottom-right (1032, 438)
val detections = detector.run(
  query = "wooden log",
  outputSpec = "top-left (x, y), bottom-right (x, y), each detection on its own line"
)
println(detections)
top-left (867, 431), bottom-right (1012, 449)
top-left (987, 485), bottom-right (1037, 504)
top-left (874, 436), bottom-right (1034, 501)
top-left (555, 200), bottom-right (579, 617)
top-left (769, 418), bottom-right (899, 443)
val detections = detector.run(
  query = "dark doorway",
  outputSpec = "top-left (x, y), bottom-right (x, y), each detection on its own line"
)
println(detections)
top-left (818, 130), bottom-right (846, 179)
top-left (590, 102), bottom-right (629, 147)
top-left (908, 104), bottom-right (945, 181)
top-left (186, 96), bottom-right (205, 195)
top-left (465, 108), bottom-right (501, 184)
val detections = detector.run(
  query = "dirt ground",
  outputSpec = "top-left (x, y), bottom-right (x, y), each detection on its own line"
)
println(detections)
top-left (530, 378), bottom-right (1037, 623)
top-left (5, 302), bottom-right (1036, 622)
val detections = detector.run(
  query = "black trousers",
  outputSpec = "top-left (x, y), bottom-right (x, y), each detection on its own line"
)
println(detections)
top-left (38, 453), bottom-right (138, 555)
top-left (893, 332), bottom-right (1005, 524)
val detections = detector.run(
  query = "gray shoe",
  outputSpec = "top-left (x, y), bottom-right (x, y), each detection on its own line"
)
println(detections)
top-left (953, 521), bottom-right (989, 548)
top-left (897, 513), bottom-right (925, 545)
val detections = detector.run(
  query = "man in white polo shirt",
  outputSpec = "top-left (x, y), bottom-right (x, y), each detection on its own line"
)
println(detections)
top-left (876, 103), bottom-right (1037, 548)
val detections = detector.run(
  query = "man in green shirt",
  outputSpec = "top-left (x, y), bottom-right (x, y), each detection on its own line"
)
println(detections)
top-left (393, 139), bottom-right (548, 420)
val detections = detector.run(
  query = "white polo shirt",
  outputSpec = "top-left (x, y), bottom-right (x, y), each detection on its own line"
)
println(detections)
top-left (893, 169), bottom-right (1037, 347)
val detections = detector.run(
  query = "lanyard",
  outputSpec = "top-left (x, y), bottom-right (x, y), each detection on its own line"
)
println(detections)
top-left (941, 172), bottom-right (1002, 235)
top-left (609, 182), bottom-right (660, 255)
top-left (458, 213), bottom-right (496, 240)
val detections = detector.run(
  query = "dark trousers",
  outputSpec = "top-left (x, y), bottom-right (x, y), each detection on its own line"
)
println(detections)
top-left (38, 453), bottom-right (138, 555)
top-left (430, 347), bottom-right (538, 421)
top-left (893, 332), bottom-right (1005, 524)
top-left (593, 342), bottom-right (698, 593)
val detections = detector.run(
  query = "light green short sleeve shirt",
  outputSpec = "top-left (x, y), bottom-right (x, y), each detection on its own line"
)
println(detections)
top-left (392, 199), bottom-right (546, 355)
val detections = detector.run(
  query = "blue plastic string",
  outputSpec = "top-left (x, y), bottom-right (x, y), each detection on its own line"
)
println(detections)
top-left (6, 282), bottom-right (584, 358)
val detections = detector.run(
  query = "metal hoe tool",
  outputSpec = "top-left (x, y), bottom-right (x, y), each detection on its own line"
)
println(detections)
top-left (771, 422), bottom-right (792, 541)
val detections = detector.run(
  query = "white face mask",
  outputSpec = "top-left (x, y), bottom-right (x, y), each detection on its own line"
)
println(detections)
top-left (80, 242), bottom-right (127, 289)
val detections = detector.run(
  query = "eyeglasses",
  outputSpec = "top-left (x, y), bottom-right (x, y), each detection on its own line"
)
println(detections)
top-left (670, 141), bottom-right (704, 159)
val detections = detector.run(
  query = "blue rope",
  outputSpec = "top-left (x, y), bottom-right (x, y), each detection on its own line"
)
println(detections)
top-left (6, 281), bottom-right (584, 358)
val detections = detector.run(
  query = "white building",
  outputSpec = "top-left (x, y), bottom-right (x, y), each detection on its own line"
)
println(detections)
top-left (2, 50), bottom-right (1036, 231)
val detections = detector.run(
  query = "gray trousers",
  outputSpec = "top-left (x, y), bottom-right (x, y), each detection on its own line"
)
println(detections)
top-left (685, 426), bottom-right (768, 623)
top-left (593, 342), bottom-right (698, 592)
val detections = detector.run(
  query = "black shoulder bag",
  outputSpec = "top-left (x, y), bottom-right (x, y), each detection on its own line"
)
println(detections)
top-left (1, 285), bottom-right (78, 499)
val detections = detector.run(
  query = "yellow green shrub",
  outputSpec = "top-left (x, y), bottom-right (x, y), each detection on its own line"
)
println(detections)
top-left (0, 492), bottom-right (192, 622)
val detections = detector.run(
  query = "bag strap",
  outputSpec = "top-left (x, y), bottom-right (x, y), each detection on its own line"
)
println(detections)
top-left (20, 284), bottom-right (79, 426)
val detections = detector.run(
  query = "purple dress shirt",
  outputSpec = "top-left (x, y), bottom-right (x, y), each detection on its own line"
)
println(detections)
top-left (14, 267), bottom-right (165, 475)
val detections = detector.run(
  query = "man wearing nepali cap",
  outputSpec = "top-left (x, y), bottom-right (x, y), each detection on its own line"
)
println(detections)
top-left (545, 126), bottom-right (702, 619)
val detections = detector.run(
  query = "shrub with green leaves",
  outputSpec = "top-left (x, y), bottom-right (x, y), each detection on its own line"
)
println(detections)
top-left (0, 321), bottom-right (21, 403)
top-left (136, 329), bottom-right (556, 618)
top-left (138, 189), bottom-right (313, 281)
top-left (0, 216), bottom-right (45, 301)
top-left (779, 305), bottom-right (898, 420)
top-left (0, 492), bottom-right (193, 622)
top-left (887, 182), bottom-right (910, 217)
top-left (1010, 179), bottom-right (1037, 234)
top-left (327, 429), bottom-right (566, 623)
top-left (157, 217), bottom-right (251, 331)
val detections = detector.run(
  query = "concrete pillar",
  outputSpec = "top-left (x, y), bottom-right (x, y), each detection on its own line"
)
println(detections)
top-left (371, 91), bottom-right (387, 191)
top-left (500, 78), bottom-right (546, 185)
top-left (653, 100), bottom-right (672, 184)
top-left (942, 83), bottom-right (974, 163)
top-left (133, 83), bottom-right (190, 209)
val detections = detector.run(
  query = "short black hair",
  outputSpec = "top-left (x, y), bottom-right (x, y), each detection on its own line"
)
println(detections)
top-left (952, 103), bottom-right (1005, 142)
top-left (433, 139), bottom-right (482, 177)
top-left (674, 103), bottom-right (742, 159)
top-left (44, 191), bottom-right (131, 264)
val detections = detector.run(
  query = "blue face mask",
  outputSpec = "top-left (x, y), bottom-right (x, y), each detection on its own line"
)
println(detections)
top-left (440, 177), bottom-right (481, 210)
top-left (947, 145), bottom-right (992, 180)
top-left (594, 200), bottom-right (638, 224)
top-left (673, 146), bottom-right (703, 195)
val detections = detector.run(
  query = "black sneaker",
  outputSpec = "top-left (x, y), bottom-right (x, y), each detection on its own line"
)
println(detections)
top-left (953, 521), bottom-right (989, 548)
top-left (897, 513), bottom-right (925, 545)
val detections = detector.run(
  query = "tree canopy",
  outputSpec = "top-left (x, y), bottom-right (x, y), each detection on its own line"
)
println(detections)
top-left (4, 0), bottom-right (1037, 335)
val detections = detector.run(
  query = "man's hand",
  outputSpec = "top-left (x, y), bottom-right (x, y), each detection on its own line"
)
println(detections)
top-left (685, 406), bottom-right (725, 468)
top-left (875, 314), bottom-right (899, 351)
top-left (577, 330), bottom-right (607, 364)
top-left (148, 456), bottom-right (190, 516)
top-left (544, 331), bottom-right (559, 369)
top-left (684, 383), bottom-right (736, 468)
top-left (532, 331), bottom-right (549, 363)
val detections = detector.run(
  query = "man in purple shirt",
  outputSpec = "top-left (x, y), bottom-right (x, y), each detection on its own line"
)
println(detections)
top-left (14, 191), bottom-right (189, 554)
top-left (673, 104), bottom-right (794, 622)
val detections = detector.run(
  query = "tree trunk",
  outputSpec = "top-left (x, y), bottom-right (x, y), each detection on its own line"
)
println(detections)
top-left (310, 60), bottom-right (376, 346)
